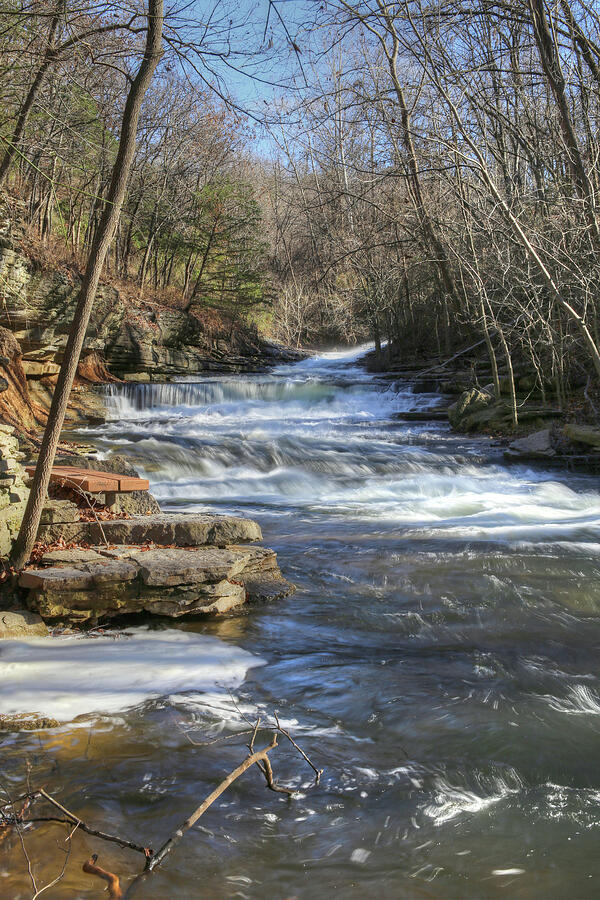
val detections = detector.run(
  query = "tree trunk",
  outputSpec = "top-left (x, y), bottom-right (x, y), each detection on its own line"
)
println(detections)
top-left (528, 0), bottom-right (600, 246)
top-left (11, 0), bottom-right (164, 571)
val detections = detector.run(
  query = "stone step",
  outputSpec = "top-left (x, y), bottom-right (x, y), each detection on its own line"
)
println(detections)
top-left (20, 542), bottom-right (293, 624)
top-left (37, 512), bottom-right (262, 546)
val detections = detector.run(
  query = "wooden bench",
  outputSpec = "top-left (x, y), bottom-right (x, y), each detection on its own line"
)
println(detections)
top-left (25, 465), bottom-right (150, 511)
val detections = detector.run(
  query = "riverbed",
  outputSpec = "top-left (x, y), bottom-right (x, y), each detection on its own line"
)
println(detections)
top-left (3, 346), bottom-right (600, 898)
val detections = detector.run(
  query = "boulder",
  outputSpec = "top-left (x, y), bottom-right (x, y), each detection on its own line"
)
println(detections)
top-left (564, 424), bottom-right (600, 449)
top-left (505, 429), bottom-right (555, 461)
top-left (448, 387), bottom-right (502, 432)
top-left (0, 609), bottom-right (48, 639)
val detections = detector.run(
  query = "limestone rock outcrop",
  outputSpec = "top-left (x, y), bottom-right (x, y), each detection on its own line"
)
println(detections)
top-left (0, 609), bottom-right (48, 639)
top-left (20, 539), bottom-right (293, 623)
top-left (0, 424), bottom-right (30, 556)
top-left (0, 229), bottom-right (301, 381)
top-left (37, 511), bottom-right (262, 546)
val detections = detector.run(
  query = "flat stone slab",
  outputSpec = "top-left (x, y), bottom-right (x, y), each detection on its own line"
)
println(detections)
top-left (41, 548), bottom-right (106, 566)
top-left (40, 499), bottom-right (80, 525)
top-left (21, 539), bottom-right (292, 623)
top-left (227, 545), bottom-right (278, 574)
top-left (37, 513), bottom-right (262, 547)
top-left (84, 559), bottom-right (140, 585)
top-left (0, 609), bottom-right (48, 639)
top-left (113, 547), bottom-right (249, 586)
top-left (20, 567), bottom-right (95, 591)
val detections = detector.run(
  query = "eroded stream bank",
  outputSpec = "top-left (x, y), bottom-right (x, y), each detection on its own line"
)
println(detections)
top-left (3, 346), bottom-right (600, 898)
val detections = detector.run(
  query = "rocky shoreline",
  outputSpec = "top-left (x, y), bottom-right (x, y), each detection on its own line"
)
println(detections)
top-left (364, 349), bottom-right (600, 472)
top-left (0, 435), bottom-right (295, 732)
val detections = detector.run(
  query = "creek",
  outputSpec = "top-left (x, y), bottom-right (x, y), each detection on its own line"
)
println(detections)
top-left (3, 345), bottom-right (600, 898)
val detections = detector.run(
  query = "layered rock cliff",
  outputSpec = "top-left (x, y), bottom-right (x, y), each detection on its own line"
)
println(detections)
top-left (0, 193), bottom-right (300, 436)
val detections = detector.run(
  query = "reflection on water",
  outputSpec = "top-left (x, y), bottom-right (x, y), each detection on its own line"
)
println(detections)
top-left (3, 345), bottom-right (600, 898)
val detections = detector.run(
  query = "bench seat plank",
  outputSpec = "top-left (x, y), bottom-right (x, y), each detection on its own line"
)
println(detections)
top-left (25, 466), bottom-right (149, 494)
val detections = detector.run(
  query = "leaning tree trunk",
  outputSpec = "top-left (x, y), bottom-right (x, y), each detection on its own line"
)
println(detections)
top-left (11, 0), bottom-right (164, 571)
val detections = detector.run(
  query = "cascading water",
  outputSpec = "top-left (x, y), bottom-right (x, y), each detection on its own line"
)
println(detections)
top-left (4, 345), bottom-right (600, 898)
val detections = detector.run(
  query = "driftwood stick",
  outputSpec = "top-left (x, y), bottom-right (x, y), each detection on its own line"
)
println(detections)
top-left (148, 735), bottom-right (278, 871)
top-left (257, 754), bottom-right (295, 796)
top-left (23, 816), bottom-right (151, 856)
top-left (124, 736), bottom-right (280, 897)
top-left (274, 712), bottom-right (323, 784)
top-left (83, 855), bottom-right (123, 899)
top-left (36, 791), bottom-right (151, 856)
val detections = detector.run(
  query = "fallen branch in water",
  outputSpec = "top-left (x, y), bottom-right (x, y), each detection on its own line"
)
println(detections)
top-left (83, 855), bottom-right (123, 899)
top-left (125, 732), bottom-right (281, 897)
top-left (4, 715), bottom-right (321, 898)
top-left (33, 789), bottom-right (151, 856)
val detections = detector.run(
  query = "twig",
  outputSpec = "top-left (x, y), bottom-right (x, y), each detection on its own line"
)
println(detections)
top-left (248, 718), bottom-right (295, 795)
top-left (35, 790), bottom-right (151, 856)
top-left (83, 854), bottom-right (123, 899)
top-left (124, 735), bottom-right (280, 897)
top-left (255, 755), bottom-right (295, 796)
top-left (31, 838), bottom-right (72, 899)
top-left (274, 712), bottom-right (323, 784)
top-left (226, 694), bottom-right (323, 784)
top-left (59, 476), bottom-right (109, 547)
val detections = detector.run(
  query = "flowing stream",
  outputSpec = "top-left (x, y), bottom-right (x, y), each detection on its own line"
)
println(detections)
top-left (4, 346), bottom-right (600, 898)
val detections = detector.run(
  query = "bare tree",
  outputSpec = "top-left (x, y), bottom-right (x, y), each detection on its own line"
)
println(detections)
top-left (11, 0), bottom-right (164, 570)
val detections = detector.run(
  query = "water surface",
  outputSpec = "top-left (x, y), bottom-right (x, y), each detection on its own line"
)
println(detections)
top-left (3, 347), bottom-right (600, 898)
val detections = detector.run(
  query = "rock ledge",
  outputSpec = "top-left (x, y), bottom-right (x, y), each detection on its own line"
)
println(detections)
top-left (20, 540), bottom-right (293, 624)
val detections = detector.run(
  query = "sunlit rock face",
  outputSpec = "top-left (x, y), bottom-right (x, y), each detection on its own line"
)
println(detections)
top-left (20, 517), bottom-right (293, 623)
top-left (0, 421), bottom-right (29, 557)
top-left (0, 233), bottom-right (298, 382)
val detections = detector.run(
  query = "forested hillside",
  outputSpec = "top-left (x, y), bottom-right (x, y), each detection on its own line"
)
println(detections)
top-left (263, 0), bottom-right (600, 425)
top-left (3, 0), bottom-right (600, 412)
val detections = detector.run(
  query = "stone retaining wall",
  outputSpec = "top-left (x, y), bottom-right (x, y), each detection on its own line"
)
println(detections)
top-left (0, 425), bottom-right (29, 557)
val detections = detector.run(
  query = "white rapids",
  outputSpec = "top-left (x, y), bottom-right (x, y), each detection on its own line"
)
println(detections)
top-left (91, 345), bottom-right (600, 543)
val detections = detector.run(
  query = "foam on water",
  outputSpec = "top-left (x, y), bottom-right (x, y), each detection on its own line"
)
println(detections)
top-left (543, 684), bottom-right (600, 715)
top-left (0, 628), bottom-right (264, 721)
top-left (423, 770), bottom-right (523, 825)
